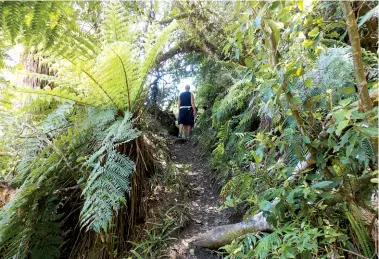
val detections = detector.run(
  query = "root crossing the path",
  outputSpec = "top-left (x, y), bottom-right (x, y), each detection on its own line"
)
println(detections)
top-left (167, 138), bottom-right (230, 259)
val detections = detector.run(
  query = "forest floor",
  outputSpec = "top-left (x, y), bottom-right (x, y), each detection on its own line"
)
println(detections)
top-left (166, 137), bottom-right (232, 259)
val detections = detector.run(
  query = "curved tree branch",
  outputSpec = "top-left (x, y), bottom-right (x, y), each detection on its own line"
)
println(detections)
top-left (158, 13), bottom-right (190, 25)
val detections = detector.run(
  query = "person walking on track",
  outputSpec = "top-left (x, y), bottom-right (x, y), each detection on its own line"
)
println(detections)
top-left (178, 85), bottom-right (196, 138)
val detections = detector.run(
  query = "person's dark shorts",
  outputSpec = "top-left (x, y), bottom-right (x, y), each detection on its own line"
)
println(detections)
top-left (178, 107), bottom-right (194, 126)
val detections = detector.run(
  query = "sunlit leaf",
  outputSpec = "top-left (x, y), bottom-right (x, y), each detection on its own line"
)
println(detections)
top-left (302, 40), bottom-right (313, 47)
top-left (308, 27), bottom-right (319, 37)
top-left (335, 120), bottom-right (350, 136)
top-left (338, 86), bottom-right (356, 95)
top-left (327, 31), bottom-right (340, 38)
top-left (304, 78), bottom-right (312, 87)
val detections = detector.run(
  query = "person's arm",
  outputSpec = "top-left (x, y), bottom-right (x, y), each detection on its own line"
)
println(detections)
top-left (191, 93), bottom-right (197, 116)
top-left (178, 95), bottom-right (181, 109)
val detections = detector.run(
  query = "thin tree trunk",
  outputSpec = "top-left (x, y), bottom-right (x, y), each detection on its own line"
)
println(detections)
top-left (340, 0), bottom-right (378, 163)
top-left (340, 1), bottom-right (373, 111)
top-left (269, 30), bottom-right (279, 67)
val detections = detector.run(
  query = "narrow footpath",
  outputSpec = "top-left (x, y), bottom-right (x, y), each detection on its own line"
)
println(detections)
top-left (167, 138), bottom-right (231, 259)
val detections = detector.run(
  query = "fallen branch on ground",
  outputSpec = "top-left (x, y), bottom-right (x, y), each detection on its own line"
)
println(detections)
top-left (0, 152), bottom-right (15, 156)
top-left (193, 199), bottom-right (279, 249)
top-left (193, 211), bottom-right (273, 249)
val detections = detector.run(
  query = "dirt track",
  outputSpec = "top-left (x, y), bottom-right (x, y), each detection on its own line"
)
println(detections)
top-left (167, 138), bottom-right (231, 259)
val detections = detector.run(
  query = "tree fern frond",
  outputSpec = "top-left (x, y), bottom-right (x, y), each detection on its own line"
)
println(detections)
top-left (64, 56), bottom-right (122, 110)
top-left (0, 1), bottom-right (83, 56)
top-left (16, 20), bottom-right (178, 114)
top-left (93, 42), bottom-right (138, 111)
top-left (80, 111), bottom-right (140, 232)
top-left (83, 107), bottom-right (117, 140)
top-left (301, 47), bottom-right (357, 109)
top-left (102, 1), bottom-right (131, 42)
top-left (3, 1), bottom-right (23, 42)
top-left (80, 150), bottom-right (135, 232)
top-left (14, 87), bottom-right (98, 107)
top-left (212, 78), bottom-right (252, 126)
top-left (359, 138), bottom-right (375, 164)
top-left (84, 106), bottom-right (116, 128)
top-left (133, 21), bottom-right (178, 109)
top-left (42, 102), bottom-right (74, 136)
top-left (108, 46), bottom-right (132, 110)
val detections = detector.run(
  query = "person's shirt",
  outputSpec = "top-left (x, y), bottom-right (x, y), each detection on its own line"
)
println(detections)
top-left (179, 91), bottom-right (192, 107)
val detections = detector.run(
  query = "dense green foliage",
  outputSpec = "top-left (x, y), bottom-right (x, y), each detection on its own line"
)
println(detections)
top-left (190, 1), bottom-right (378, 258)
top-left (0, 1), bottom-right (377, 258)
top-left (0, 1), bottom-right (176, 258)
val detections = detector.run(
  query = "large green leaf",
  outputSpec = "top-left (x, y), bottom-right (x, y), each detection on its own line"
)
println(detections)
top-left (358, 5), bottom-right (379, 28)
top-left (311, 181), bottom-right (333, 189)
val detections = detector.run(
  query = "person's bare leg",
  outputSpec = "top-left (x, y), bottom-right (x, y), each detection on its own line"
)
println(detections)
top-left (179, 124), bottom-right (184, 137)
top-left (185, 125), bottom-right (191, 138)
top-left (182, 125), bottom-right (187, 138)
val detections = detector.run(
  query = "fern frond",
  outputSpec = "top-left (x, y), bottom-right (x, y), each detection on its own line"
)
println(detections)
top-left (80, 111), bottom-right (140, 232)
top-left (102, 1), bottom-right (131, 42)
top-left (0, 1), bottom-right (83, 56)
top-left (253, 232), bottom-right (281, 258)
top-left (359, 138), bottom-right (375, 164)
top-left (212, 78), bottom-right (251, 125)
top-left (345, 205), bottom-right (374, 258)
top-left (133, 21), bottom-right (178, 109)
top-left (80, 149), bottom-right (135, 232)
top-left (15, 21), bottom-right (178, 114)
top-left (3, 1), bottom-right (23, 42)
top-left (42, 102), bottom-right (74, 136)
top-left (301, 47), bottom-right (357, 109)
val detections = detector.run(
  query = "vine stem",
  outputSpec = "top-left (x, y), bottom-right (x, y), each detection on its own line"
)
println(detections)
top-left (338, 247), bottom-right (370, 259)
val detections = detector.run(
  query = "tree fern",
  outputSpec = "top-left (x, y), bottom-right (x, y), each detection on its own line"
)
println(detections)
top-left (80, 111), bottom-right (141, 232)
top-left (1, 7), bottom-right (179, 256)
top-left (11, 20), bottom-right (178, 114)
top-left (0, 100), bottom-right (92, 258)
top-left (0, 1), bottom-right (80, 54)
